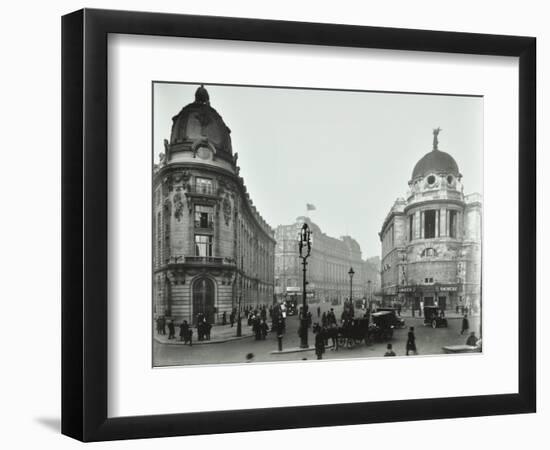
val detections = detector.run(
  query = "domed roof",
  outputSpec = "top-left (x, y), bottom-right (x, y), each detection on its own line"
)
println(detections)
top-left (411, 149), bottom-right (460, 179)
top-left (169, 85), bottom-right (233, 154)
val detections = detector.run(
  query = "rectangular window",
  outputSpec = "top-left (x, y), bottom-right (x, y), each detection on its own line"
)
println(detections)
top-left (195, 177), bottom-right (213, 195)
top-left (194, 204), bottom-right (214, 229)
top-left (424, 210), bottom-right (436, 239)
top-left (449, 210), bottom-right (458, 238)
top-left (195, 234), bottom-right (213, 257)
top-left (409, 215), bottom-right (414, 241)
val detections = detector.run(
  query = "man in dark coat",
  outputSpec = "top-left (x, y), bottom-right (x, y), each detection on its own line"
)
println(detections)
top-left (461, 314), bottom-right (470, 335)
top-left (179, 320), bottom-right (189, 342)
top-left (406, 326), bottom-right (417, 356)
top-left (167, 320), bottom-right (175, 340)
top-left (466, 331), bottom-right (478, 346)
top-left (260, 319), bottom-right (269, 340)
top-left (314, 325), bottom-right (325, 360)
top-left (222, 311), bottom-right (227, 326)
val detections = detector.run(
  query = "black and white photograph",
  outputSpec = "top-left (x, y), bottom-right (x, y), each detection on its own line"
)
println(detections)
top-left (152, 82), bottom-right (483, 367)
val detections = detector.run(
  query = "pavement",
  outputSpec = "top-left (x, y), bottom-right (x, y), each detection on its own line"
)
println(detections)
top-left (154, 322), bottom-right (254, 345)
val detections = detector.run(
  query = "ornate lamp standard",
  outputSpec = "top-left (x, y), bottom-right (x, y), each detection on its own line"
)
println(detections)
top-left (348, 267), bottom-right (355, 301)
top-left (298, 223), bottom-right (312, 349)
top-left (348, 267), bottom-right (355, 317)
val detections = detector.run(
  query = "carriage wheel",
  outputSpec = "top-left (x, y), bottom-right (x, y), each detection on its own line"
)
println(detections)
top-left (432, 320), bottom-right (437, 329)
top-left (346, 339), bottom-right (354, 349)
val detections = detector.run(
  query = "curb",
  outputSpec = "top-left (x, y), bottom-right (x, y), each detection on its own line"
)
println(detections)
top-left (153, 333), bottom-right (254, 346)
top-left (270, 344), bottom-right (335, 355)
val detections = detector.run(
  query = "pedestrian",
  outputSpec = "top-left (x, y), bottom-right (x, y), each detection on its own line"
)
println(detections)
top-left (397, 303), bottom-right (402, 316)
top-left (253, 317), bottom-right (261, 340)
top-left (179, 320), bottom-right (189, 342)
top-left (317, 306), bottom-right (321, 318)
top-left (156, 316), bottom-right (162, 334)
top-left (160, 316), bottom-right (166, 335)
top-left (466, 331), bottom-right (478, 346)
top-left (406, 326), bottom-right (417, 356)
top-left (260, 319), bottom-right (269, 340)
top-left (461, 314), bottom-right (470, 335)
top-left (168, 319), bottom-right (175, 340)
top-left (314, 325), bottom-right (325, 360)
top-left (384, 343), bottom-right (396, 357)
top-left (222, 311), bottom-right (227, 326)
top-left (230, 310), bottom-right (235, 328)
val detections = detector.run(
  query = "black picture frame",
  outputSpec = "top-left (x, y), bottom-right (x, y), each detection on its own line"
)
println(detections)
top-left (62, 8), bottom-right (536, 442)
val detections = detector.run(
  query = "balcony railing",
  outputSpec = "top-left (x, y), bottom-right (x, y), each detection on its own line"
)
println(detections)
top-left (184, 256), bottom-right (237, 265)
top-left (189, 184), bottom-right (215, 196)
top-left (194, 219), bottom-right (214, 230)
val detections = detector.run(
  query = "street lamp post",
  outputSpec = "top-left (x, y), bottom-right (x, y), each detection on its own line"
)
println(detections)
top-left (298, 223), bottom-right (312, 349)
top-left (348, 267), bottom-right (355, 316)
top-left (236, 256), bottom-right (243, 337)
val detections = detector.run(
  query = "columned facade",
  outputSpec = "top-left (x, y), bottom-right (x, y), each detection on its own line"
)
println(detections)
top-left (379, 130), bottom-right (482, 312)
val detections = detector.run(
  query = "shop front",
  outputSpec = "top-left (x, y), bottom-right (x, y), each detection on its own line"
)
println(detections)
top-left (398, 284), bottom-right (459, 311)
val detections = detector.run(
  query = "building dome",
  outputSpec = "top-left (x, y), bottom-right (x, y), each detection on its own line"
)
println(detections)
top-left (411, 149), bottom-right (460, 180)
top-left (169, 85), bottom-right (233, 154)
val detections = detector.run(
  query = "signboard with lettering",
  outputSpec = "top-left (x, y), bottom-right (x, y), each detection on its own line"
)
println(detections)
top-left (438, 285), bottom-right (458, 292)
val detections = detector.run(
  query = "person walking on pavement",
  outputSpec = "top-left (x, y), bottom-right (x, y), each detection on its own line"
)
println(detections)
top-left (222, 311), bottom-right (227, 326)
top-left (406, 326), bottom-right (417, 356)
top-left (179, 320), bottom-right (189, 342)
top-left (461, 314), bottom-right (470, 335)
top-left (314, 324), bottom-right (325, 360)
top-left (167, 319), bottom-right (175, 340)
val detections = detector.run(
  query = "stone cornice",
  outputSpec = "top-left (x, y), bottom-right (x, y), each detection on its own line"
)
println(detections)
top-left (404, 198), bottom-right (465, 214)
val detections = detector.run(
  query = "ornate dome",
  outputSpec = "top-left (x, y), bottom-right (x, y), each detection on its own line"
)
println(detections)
top-left (169, 85), bottom-right (233, 154)
top-left (411, 149), bottom-right (460, 180)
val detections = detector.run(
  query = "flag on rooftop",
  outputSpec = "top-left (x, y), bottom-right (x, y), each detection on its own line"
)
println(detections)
top-left (306, 203), bottom-right (316, 211)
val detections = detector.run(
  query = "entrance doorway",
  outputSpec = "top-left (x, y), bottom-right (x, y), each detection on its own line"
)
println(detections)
top-left (438, 296), bottom-right (447, 310)
top-left (192, 277), bottom-right (215, 324)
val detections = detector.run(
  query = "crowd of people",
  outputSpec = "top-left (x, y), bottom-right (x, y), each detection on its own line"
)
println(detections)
top-left (155, 300), bottom-right (481, 359)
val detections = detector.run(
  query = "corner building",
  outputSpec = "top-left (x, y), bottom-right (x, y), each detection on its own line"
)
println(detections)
top-left (153, 86), bottom-right (275, 324)
top-left (379, 133), bottom-right (482, 312)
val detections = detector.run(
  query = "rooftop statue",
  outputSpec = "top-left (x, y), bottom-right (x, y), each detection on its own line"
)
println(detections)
top-left (433, 127), bottom-right (442, 150)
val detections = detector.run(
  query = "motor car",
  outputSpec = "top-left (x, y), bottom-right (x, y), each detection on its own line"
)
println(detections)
top-left (423, 305), bottom-right (448, 328)
top-left (369, 311), bottom-right (395, 341)
top-left (375, 307), bottom-right (406, 328)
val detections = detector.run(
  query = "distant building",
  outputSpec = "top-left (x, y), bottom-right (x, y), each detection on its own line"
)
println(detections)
top-left (274, 217), bottom-right (377, 305)
top-left (152, 85), bottom-right (275, 324)
top-left (379, 130), bottom-right (482, 312)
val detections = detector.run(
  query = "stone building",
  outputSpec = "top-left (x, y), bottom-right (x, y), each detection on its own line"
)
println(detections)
top-left (379, 129), bottom-right (482, 312)
top-left (152, 85), bottom-right (275, 324)
top-left (274, 217), bottom-right (377, 304)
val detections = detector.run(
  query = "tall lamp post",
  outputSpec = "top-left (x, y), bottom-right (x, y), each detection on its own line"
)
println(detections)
top-left (367, 280), bottom-right (372, 309)
top-left (236, 256), bottom-right (243, 337)
top-left (348, 267), bottom-right (355, 315)
top-left (298, 223), bottom-right (312, 349)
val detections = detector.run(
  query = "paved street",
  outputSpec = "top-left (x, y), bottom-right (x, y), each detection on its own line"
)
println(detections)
top-left (153, 303), bottom-right (480, 366)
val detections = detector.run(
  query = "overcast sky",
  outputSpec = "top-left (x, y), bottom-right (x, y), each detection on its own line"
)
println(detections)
top-left (153, 83), bottom-right (483, 258)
